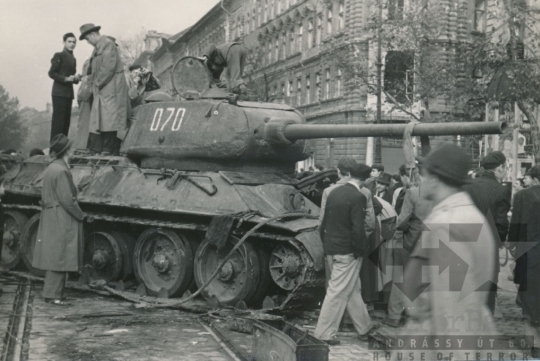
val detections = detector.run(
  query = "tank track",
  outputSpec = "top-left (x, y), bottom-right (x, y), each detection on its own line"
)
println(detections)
top-left (4, 204), bottom-right (324, 309)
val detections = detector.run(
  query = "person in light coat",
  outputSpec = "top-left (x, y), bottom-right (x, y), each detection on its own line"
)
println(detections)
top-left (79, 23), bottom-right (129, 155)
top-left (33, 134), bottom-right (85, 306)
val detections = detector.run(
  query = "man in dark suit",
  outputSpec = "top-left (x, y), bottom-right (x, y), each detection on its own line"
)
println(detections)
top-left (48, 33), bottom-right (81, 142)
top-left (463, 151), bottom-right (511, 314)
top-left (509, 165), bottom-right (540, 358)
top-left (314, 163), bottom-right (378, 345)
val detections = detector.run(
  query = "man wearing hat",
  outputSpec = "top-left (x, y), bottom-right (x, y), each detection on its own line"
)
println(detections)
top-left (33, 135), bottom-right (85, 306)
top-left (508, 165), bottom-right (540, 358)
top-left (48, 32), bottom-right (82, 142)
top-left (400, 144), bottom-right (498, 360)
top-left (315, 163), bottom-right (378, 345)
top-left (375, 172), bottom-right (393, 204)
top-left (79, 23), bottom-right (129, 155)
top-left (463, 150), bottom-right (511, 314)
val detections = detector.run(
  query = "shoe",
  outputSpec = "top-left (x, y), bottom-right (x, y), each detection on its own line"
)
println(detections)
top-left (382, 317), bottom-right (402, 328)
top-left (358, 322), bottom-right (381, 341)
top-left (45, 298), bottom-right (72, 307)
top-left (319, 338), bottom-right (340, 346)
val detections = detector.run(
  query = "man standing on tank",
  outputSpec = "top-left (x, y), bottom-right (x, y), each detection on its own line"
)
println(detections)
top-left (201, 42), bottom-right (248, 95)
top-left (33, 134), bottom-right (85, 306)
top-left (79, 23), bottom-right (129, 155)
top-left (48, 33), bottom-right (81, 142)
top-left (315, 163), bottom-right (378, 345)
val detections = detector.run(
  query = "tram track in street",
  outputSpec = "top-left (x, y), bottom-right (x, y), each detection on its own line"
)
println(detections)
top-left (1, 278), bottom-right (32, 361)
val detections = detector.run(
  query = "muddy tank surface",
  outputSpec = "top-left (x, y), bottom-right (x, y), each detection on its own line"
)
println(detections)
top-left (0, 57), bottom-right (507, 309)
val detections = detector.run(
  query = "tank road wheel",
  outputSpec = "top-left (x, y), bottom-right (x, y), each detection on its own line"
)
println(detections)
top-left (133, 229), bottom-right (193, 297)
top-left (1, 210), bottom-right (28, 270)
top-left (249, 247), bottom-right (272, 307)
top-left (20, 214), bottom-right (46, 277)
top-left (84, 231), bottom-right (133, 282)
top-left (194, 237), bottom-right (259, 306)
top-left (269, 243), bottom-right (305, 291)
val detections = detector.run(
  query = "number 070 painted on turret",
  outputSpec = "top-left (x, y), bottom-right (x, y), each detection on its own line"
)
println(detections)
top-left (150, 107), bottom-right (186, 132)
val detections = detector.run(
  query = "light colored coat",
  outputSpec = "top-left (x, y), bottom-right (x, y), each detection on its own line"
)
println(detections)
top-left (89, 35), bottom-right (130, 139)
top-left (392, 192), bottom-right (498, 361)
top-left (33, 159), bottom-right (84, 272)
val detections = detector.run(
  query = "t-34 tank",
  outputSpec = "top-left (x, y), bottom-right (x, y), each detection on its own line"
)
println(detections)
top-left (0, 57), bottom-right (506, 308)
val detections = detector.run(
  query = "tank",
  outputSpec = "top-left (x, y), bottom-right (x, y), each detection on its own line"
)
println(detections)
top-left (0, 57), bottom-right (507, 309)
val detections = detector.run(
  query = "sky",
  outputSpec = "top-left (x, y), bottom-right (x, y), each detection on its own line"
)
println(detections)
top-left (0, 0), bottom-right (219, 111)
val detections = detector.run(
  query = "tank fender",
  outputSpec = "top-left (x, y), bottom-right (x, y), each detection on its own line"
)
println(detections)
top-left (294, 230), bottom-right (324, 272)
top-left (204, 215), bottom-right (235, 250)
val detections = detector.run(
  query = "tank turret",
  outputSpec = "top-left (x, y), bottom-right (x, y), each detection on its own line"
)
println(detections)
top-left (122, 56), bottom-right (505, 172)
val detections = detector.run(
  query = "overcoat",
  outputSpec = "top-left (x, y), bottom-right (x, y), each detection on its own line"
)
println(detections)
top-left (33, 158), bottom-right (84, 272)
top-left (89, 35), bottom-right (129, 139)
top-left (73, 59), bottom-right (93, 150)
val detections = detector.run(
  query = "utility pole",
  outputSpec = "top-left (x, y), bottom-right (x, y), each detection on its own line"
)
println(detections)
top-left (374, 0), bottom-right (383, 164)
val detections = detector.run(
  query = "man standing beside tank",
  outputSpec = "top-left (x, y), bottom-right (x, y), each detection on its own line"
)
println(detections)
top-left (201, 42), bottom-right (248, 95)
top-left (79, 23), bottom-right (129, 156)
top-left (48, 33), bottom-right (81, 142)
top-left (463, 151), bottom-right (511, 314)
top-left (315, 163), bottom-right (378, 345)
top-left (33, 135), bottom-right (85, 306)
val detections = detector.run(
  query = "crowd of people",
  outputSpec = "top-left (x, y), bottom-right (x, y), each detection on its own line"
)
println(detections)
top-left (315, 144), bottom-right (540, 359)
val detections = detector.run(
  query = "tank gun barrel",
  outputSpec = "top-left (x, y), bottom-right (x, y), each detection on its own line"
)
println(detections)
top-left (281, 121), bottom-right (507, 141)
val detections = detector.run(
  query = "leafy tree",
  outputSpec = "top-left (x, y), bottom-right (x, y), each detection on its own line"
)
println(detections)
top-left (0, 84), bottom-right (27, 151)
top-left (117, 29), bottom-right (147, 70)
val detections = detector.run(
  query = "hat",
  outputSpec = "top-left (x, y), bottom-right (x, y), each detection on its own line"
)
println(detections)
top-left (350, 163), bottom-right (372, 180)
top-left (528, 165), bottom-right (540, 179)
top-left (79, 23), bottom-right (101, 40)
top-left (376, 172), bottom-right (392, 185)
top-left (419, 144), bottom-right (471, 186)
top-left (482, 151), bottom-right (506, 169)
top-left (49, 134), bottom-right (72, 157)
top-left (337, 158), bottom-right (357, 173)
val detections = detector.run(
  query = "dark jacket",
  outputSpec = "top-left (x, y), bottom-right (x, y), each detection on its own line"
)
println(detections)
top-left (463, 172), bottom-right (511, 246)
top-left (49, 49), bottom-right (78, 99)
top-left (320, 183), bottom-right (367, 257)
top-left (203, 42), bottom-right (240, 67)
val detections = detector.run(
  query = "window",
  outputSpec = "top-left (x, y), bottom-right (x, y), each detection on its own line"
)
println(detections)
top-left (246, 12), bottom-right (251, 33)
top-left (296, 77), bottom-right (302, 105)
top-left (287, 80), bottom-right (293, 104)
top-left (270, 0), bottom-right (274, 19)
top-left (281, 32), bottom-right (287, 59)
top-left (258, 7), bottom-right (262, 27)
top-left (273, 84), bottom-right (278, 102)
top-left (308, 18), bottom-right (314, 49)
top-left (316, 13), bottom-right (323, 45)
top-left (275, 37), bottom-right (279, 62)
top-left (338, 1), bottom-right (345, 30)
top-left (305, 75), bottom-right (311, 104)
top-left (264, 0), bottom-right (268, 23)
top-left (267, 42), bottom-right (272, 65)
top-left (327, 4), bottom-right (333, 36)
top-left (277, 0), bottom-right (281, 14)
top-left (253, 11), bottom-right (257, 30)
top-left (325, 68), bottom-right (331, 99)
top-left (388, 0), bottom-right (404, 20)
top-left (473, 0), bottom-right (487, 32)
top-left (315, 72), bottom-right (321, 102)
top-left (336, 69), bottom-right (342, 97)
top-left (297, 22), bottom-right (303, 52)
top-left (281, 83), bottom-right (285, 104)
top-left (384, 51), bottom-right (414, 104)
top-left (289, 26), bottom-right (296, 55)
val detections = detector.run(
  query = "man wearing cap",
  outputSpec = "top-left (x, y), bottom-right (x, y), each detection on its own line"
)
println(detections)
top-left (33, 135), bottom-right (85, 306)
top-left (48, 32), bottom-right (82, 142)
top-left (509, 165), bottom-right (540, 358)
top-left (315, 163), bottom-right (378, 345)
top-left (79, 23), bottom-right (129, 155)
top-left (463, 150), bottom-right (511, 314)
top-left (399, 144), bottom-right (498, 360)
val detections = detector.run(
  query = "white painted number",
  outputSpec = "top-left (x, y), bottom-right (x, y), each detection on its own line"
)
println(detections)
top-left (150, 107), bottom-right (186, 132)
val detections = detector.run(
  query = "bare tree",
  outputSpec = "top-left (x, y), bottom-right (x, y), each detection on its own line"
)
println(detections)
top-left (117, 28), bottom-right (147, 69)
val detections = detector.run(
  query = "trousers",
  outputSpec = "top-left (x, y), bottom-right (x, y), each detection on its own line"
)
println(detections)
top-left (50, 96), bottom-right (73, 142)
top-left (315, 254), bottom-right (373, 340)
top-left (225, 44), bottom-right (247, 92)
top-left (43, 270), bottom-right (66, 299)
top-left (87, 131), bottom-right (119, 154)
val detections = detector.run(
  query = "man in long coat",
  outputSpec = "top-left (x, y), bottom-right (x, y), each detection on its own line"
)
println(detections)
top-left (79, 24), bottom-right (129, 155)
top-left (509, 165), bottom-right (540, 358)
top-left (392, 144), bottom-right (498, 361)
top-left (463, 151), bottom-right (511, 314)
top-left (33, 134), bottom-right (84, 305)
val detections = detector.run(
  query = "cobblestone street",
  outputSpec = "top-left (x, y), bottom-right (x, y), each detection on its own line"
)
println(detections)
top-left (0, 251), bottom-right (532, 361)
